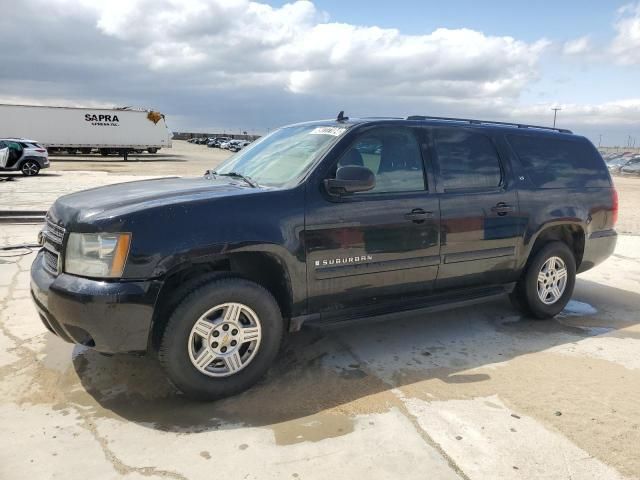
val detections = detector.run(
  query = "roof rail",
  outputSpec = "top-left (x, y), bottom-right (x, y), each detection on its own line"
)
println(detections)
top-left (406, 115), bottom-right (573, 134)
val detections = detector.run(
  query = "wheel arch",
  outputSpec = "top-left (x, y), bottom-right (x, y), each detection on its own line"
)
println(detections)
top-left (523, 222), bottom-right (586, 271)
top-left (148, 249), bottom-right (295, 352)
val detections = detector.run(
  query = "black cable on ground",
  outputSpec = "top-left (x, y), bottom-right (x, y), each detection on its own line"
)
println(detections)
top-left (1, 243), bottom-right (41, 250)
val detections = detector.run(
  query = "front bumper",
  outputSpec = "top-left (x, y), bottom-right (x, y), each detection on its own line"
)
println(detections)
top-left (578, 229), bottom-right (617, 274)
top-left (30, 250), bottom-right (162, 353)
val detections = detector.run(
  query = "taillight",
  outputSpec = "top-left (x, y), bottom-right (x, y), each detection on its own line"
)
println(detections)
top-left (612, 188), bottom-right (619, 226)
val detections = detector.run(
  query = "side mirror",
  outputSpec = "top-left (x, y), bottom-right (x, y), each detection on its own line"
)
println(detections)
top-left (324, 165), bottom-right (375, 195)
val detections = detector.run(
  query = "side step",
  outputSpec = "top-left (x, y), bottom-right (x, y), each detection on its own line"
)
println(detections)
top-left (291, 284), bottom-right (514, 331)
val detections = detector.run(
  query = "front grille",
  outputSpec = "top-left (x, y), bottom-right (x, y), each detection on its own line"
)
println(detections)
top-left (44, 217), bottom-right (65, 245)
top-left (42, 216), bottom-right (66, 275)
top-left (43, 250), bottom-right (59, 274)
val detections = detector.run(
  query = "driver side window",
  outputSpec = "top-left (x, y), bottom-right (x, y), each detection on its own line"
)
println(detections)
top-left (336, 127), bottom-right (426, 194)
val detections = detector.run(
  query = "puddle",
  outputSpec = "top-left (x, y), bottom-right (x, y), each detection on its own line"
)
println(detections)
top-left (561, 300), bottom-right (598, 317)
top-left (39, 336), bottom-right (75, 373)
top-left (271, 411), bottom-right (355, 445)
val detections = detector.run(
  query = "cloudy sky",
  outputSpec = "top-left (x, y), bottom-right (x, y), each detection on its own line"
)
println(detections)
top-left (1, 0), bottom-right (640, 145)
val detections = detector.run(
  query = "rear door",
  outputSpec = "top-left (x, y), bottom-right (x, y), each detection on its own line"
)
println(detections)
top-left (305, 126), bottom-right (441, 314)
top-left (429, 127), bottom-right (521, 289)
top-left (0, 142), bottom-right (9, 168)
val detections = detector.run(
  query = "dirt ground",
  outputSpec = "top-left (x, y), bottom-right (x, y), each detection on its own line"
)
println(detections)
top-left (1, 141), bottom-right (639, 479)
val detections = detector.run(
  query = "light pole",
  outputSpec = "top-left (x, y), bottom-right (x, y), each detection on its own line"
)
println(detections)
top-left (551, 107), bottom-right (562, 128)
top-left (599, 134), bottom-right (602, 148)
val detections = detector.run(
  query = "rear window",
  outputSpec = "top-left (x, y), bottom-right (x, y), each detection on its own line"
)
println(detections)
top-left (507, 135), bottom-right (609, 188)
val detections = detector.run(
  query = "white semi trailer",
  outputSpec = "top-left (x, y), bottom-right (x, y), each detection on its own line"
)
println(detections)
top-left (0, 104), bottom-right (172, 155)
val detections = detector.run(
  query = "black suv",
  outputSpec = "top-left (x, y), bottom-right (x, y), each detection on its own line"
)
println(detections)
top-left (31, 115), bottom-right (618, 399)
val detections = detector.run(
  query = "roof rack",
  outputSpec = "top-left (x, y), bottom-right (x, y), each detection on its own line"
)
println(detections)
top-left (406, 115), bottom-right (572, 134)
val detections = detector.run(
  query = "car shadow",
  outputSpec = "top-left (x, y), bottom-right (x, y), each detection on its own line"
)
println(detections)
top-left (72, 278), bottom-right (640, 433)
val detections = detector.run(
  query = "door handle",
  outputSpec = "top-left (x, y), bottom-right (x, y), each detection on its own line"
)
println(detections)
top-left (491, 202), bottom-right (514, 216)
top-left (405, 208), bottom-right (433, 223)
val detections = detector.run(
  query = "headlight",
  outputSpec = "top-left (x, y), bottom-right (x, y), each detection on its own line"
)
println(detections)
top-left (65, 232), bottom-right (131, 278)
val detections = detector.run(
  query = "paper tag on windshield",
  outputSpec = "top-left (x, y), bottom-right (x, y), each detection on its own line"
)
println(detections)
top-left (309, 126), bottom-right (347, 136)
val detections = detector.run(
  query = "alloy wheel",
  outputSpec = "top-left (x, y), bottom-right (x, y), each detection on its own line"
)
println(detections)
top-left (187, 302), bottom-right (262, 377)
top-left (536, 256), bottom-right (568, 305)
top-left (21, 161), bottom-right (40, 176)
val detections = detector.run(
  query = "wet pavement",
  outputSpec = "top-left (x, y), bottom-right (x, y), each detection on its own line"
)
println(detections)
top-left (1, 223), bottom-right (640, 479)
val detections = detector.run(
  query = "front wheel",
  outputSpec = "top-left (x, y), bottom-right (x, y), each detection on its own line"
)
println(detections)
top-left (510, 241), bottom-right (576, 319)
top-left (20, 160), bottom-right (41, 176)
top-left (158, 277), bottom-right (283, 400)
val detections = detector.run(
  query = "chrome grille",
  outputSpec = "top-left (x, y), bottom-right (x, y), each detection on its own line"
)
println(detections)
top-left (44, 217), bottom-right (66, 246)
top-left (43, 250), bottom-right (59, 274)
top-left (42, 216), bottom-right (66, 275)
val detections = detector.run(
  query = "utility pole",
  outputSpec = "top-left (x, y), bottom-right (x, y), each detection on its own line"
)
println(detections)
top-left (598, 134), bottom-right (602, 147)
top-left (551, 107), bottom-right (562, 128)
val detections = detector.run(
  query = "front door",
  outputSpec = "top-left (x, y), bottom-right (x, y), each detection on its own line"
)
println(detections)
top-left (305, 126), bottom-right (441, 315)
top-left (0, 143), bottom-right (9, 169)
top-left (428, 126), bottom-right (521, 289)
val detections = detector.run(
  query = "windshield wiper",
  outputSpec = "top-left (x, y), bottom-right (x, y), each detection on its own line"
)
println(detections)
top-left (209, 171), bottom-right (258, 188)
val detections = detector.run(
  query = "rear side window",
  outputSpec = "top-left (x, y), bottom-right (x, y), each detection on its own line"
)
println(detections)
top-left (507, 135), bottom-right (609, 188)
top-left (434, 128), bottom-right (502, 191)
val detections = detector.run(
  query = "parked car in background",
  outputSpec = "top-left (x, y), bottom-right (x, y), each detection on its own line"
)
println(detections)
top-left (229, 140), bottom-right (251, 152)
top-left (620, 158), bottom-right (640, 175)
top-left (606, 156), bottom-right (632, 174)
top-left (0, 138), bottom-right (49, 176)
top-left (212, 137), bottom-right (232, 148)
top-left (207, 137), bottom-right (228, 148)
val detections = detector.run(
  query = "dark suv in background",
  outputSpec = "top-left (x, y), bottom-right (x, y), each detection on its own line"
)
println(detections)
top-left (31, 114), bottom-right (617, 399)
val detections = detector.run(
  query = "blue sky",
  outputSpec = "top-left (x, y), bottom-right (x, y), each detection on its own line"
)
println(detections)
top-left (1, 0), bottom-right (639, 145)
top-left (274, 0), bottom-right (617, 40)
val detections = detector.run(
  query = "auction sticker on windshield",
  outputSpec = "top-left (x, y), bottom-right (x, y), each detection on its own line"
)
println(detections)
top-left (309, 126), bottom-right (347, 136)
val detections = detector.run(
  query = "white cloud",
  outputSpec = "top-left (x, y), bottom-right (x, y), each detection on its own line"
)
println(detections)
top-left (2, 0), bottom-right (639, 144)
top-left (563, 36), bottom-right (591, 55)
top-left (44, 0), bottom-right (548, 100)
top-left (611, 2), bottom-right (640, 64)
top-left (509, 99), bottom-right (640, 127)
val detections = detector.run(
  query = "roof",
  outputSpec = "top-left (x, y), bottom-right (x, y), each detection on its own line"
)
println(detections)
top-left (286, 115), bottom-right (574, 136)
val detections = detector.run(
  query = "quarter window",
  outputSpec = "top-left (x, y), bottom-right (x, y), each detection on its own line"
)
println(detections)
top-left (336, 127), bottom-right (425, 194)
top-left (507, 134), bottom-right (610, 188)
top-left (434, 129), bottom-right (502, 191)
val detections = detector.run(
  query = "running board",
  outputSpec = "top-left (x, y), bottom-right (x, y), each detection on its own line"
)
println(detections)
top-left (290, 284), bottom-right (514, 331)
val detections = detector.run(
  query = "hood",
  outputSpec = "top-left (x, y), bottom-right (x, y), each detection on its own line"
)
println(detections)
top-left (48, 176), bottom-right (259, 225)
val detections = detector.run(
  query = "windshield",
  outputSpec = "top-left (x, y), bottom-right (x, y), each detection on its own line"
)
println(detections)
top-left (214, 124), bottom-right (348, 187)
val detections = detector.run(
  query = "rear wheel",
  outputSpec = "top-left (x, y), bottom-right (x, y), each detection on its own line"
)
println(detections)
top-left (159, 277), bottom-right (283, 400)
top-left (510, 241), bottom-right (576, 319)
top-left (20, 160), bottom-right (40, 176)
top-left (147, 147), bottom-right (158, 154)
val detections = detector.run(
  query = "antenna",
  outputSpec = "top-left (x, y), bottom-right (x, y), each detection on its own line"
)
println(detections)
top-left (336, 111), bottom-right (349, 122)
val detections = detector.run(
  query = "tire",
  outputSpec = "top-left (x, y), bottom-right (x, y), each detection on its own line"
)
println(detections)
top-left (80, 148), bottom-right (92, 154)
top-left (66, 148), bottom-right (77, 155)
top-left (20, 160), bottom-right (41, 176)
top-left (511, 241), bottom-right (576, 319)
top-left (158, 277), bottom-right (283, 400)
top-left (100, 149), bottom-right (110, 156)
top-left (147, 147), bottom-right (158, 154)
